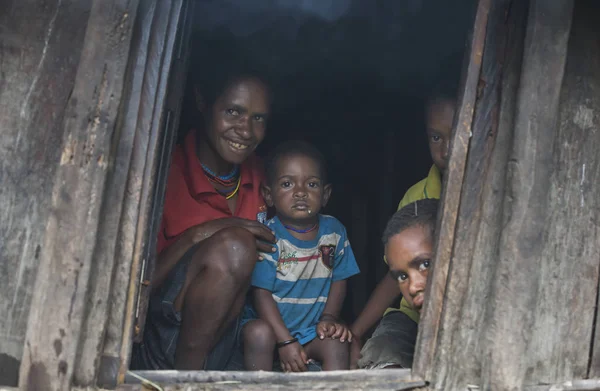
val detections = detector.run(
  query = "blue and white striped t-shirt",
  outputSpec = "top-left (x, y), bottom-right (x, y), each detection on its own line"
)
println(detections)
top-left (245, 214), bottom-right (360, 345)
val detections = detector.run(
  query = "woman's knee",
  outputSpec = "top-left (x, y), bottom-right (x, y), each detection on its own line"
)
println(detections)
top-left (243, 319), bottom-right (276, 350)
top-left (193, 226), bottom-right (258, 282)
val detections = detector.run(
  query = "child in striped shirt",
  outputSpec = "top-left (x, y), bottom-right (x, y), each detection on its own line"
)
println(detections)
top-left (241, 141), bottom-right (360, 372)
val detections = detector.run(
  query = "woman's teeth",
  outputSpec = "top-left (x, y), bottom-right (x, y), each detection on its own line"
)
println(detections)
top-left (228, 140), bottom-right (248, 150)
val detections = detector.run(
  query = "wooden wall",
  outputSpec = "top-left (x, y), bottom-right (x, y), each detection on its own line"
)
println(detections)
top-left (0, 0), bottom-right (92, 386)
top-left (415, 0), bottom-right (600, 389)
top-left (2, 0), bottom-right (600, 390)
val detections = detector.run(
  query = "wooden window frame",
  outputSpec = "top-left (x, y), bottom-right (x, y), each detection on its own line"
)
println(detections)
top-left (107, 0), bottom-right (490, 389)
top-left (24, 0), bottom-right (592, 389)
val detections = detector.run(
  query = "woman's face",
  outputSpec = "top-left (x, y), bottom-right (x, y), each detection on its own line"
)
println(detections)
top-left (203, 77), bottom-right (271, 165)
top-left (386, 225), bottom-right (434, 313)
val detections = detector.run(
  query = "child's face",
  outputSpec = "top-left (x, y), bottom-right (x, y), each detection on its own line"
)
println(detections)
top-left (262, 154), bottom-right (331, 224)
top-left (426, 98), bottom-right (456, 172)
top-left (386, 225), bottom-right (434, 313)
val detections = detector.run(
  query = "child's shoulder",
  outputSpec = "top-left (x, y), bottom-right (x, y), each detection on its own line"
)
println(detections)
top-left (318, 214), bottom-right (347, 233)
top-left (399, 178), bottom-right (429, 206)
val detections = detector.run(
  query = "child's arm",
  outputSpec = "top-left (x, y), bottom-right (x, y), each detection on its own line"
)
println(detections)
top-left (349, 272), bottom-right (400, 339)
top-left (317, 280), bottom-right (352, 342)
top-left (253, 288), bottom-right (310, 372)
top-left (349, 272), bottom-right (400, 368)
top-left (253, 288), bottom-right (295, 343)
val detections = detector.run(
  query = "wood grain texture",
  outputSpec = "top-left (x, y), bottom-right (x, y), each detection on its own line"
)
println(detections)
top-left (423, 0), bottom-right (528, 389)
top-left (412, 0), bottom-right (490, 380)
top-left (576, 0), bottom-right (600, 382)
top-left (91, 0), bottom-right (191, 387)
top-left (98, 1), bottom-right (160, 383)
top-left (120, 369), bottom-right (424, 391)
top-left (73, 0), bottom-right (187, 386)
top-left (17, 0), bottom-right (139, 389)
top-left (484, 0), bottom-right (580, 388)
top-left (0, 1), bottom-right (91, 385)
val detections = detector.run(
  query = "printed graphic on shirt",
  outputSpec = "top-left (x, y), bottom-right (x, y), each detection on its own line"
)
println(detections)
top-left (319, 244), bottom-right (336, 270)
top-left (274, 232), bottom-right (341, 282)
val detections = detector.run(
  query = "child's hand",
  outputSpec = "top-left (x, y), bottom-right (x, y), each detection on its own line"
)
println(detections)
top-left (317, 321), bottom-right (353, 343)
top-left (278, 342), bottom-right (309, 372)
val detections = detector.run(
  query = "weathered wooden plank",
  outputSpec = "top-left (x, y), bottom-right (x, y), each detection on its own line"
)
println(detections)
top-left (118, 383), bottom-right (423, 391)
top-left (17, 0), bottom-right (139, 390)
top-left (97, 2), bottom-right (160, 385)
top-left (412, 0), bottom-right (491, 380)
top-left (119, 369), bottom-right (424, 391)
top-left (0, 0), bottom-right (92, 386)
top-left (523, 0), bottom-right (599, 382)
top-left (133, 0), bottom-right (189, 346)
top-left (577, 0), bottom-right (600, 379)
top-left (126, 369), bottom-right (414, 383)
top-left (118, 382), bottom-right (423, 391)
top-left (116, 0), bottom-right (192, 384)
top-left (72, 0), bottom-right (187, 386)
top-left (483, 0), bottom-right (579, 388)
top-left (525, 379), bottom-right (600, 391)
top-left (422, 0), bottom-right (529, 389)
top-left (96, 0), bottom-right (192, 386)
top-left (93, 2), bottom-right (161, 387)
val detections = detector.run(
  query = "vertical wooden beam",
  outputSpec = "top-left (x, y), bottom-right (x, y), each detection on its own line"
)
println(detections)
top-left (412, 0), bottom-right (491, 380)
top-left (483, 0), bottom-right (576, 388)
top-left (564, 0), bottom-right (600, 380)
top-left (94, 1), bottom-right (160, 387)
top-left (416, 0), bottom-right (529, 389)
top-left (95, 0), bottom-right (191, 387)
top-left (18, 0), bottom-right (139, 390)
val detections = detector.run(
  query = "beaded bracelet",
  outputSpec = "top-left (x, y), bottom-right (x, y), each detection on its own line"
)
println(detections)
top-left (276, 338), bottom-right (299, 349)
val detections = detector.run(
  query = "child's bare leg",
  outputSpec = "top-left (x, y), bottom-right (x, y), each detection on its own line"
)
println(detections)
top-left (242, 319), bottom-right (276, 370)
top-left (304, 337), bottom-right (350, 370)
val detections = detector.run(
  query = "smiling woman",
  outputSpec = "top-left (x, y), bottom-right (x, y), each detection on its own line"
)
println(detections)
top-left (130, 59), bottom-right (279, 371)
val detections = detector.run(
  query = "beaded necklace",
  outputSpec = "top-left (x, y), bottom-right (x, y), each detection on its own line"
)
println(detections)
top-left (201, 163), bottom-right (241, 199)
top-left (283, 222), bottom-right (319, 234)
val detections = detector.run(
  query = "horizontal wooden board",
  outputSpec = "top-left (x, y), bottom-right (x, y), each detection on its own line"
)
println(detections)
top-left (120, 369), bottom-right (424, 391)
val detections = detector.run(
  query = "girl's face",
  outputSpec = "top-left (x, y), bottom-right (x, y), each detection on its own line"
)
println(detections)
top-left (426, 97), bottom-right (456, 172)
top-left (202, 77), bottom-right (271, 165)
top-left (386, 225), bottom-right (434, 313)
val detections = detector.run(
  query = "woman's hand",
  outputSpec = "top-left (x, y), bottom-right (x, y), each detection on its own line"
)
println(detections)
top-left (316, 321), bottom-right (353, 343)
top-left (189, 217), bottom-right (276, 254)
top-left (278, 341), bottom-right (309, 372)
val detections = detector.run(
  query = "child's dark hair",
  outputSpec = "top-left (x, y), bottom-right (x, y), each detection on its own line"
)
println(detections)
top-left (426, 52), bottom-right (462, 105)
top-left (382, 199), bottom-right (439, 247)
top-left (265, 140), bottom-right (328, 185)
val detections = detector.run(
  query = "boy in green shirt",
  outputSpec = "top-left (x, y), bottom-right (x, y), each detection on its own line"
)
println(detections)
top-left (350, 82), bottom-right (456, 369)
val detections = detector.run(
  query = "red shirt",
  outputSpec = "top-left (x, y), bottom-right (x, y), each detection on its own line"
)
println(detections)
top-left (157, 131), bottom-right (268, 254)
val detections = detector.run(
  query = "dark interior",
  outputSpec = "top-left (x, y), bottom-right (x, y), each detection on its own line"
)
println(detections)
top-left (182, 0), bottom-right (474, 326)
